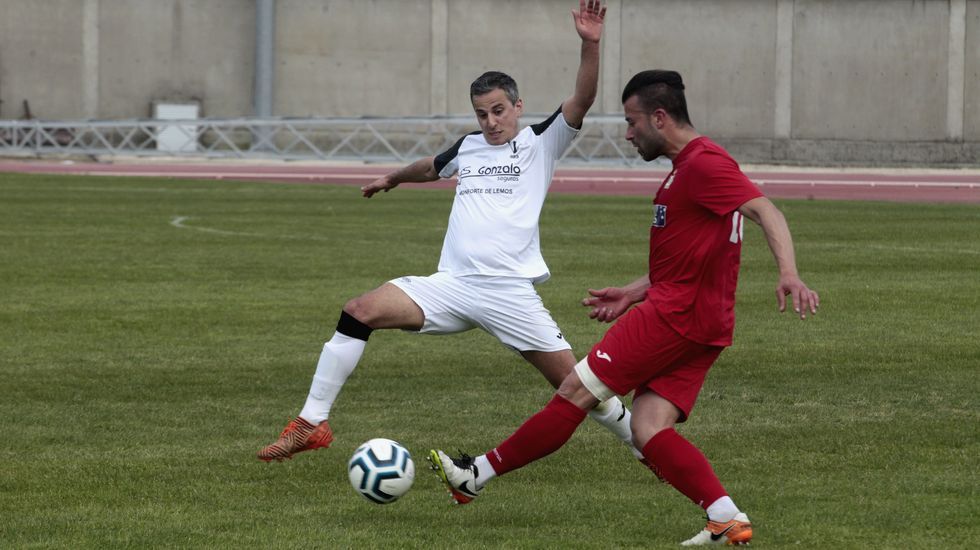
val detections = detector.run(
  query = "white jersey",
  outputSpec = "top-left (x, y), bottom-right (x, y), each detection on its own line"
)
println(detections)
top-left (433, 107), bottom-right (578, 283)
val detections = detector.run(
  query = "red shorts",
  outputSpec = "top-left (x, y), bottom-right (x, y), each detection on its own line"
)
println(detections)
top-left (586, 299), bottom-right (724, 422)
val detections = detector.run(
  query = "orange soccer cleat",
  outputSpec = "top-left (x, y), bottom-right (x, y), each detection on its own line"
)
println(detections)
top-left (681, 513), bottom-right (753, 546)
top-left (257, 417), bottom-right (334, 462)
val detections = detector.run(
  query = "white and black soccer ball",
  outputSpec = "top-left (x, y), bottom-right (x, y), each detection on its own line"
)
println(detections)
top-left (348, 438), bottom-right (415, 504)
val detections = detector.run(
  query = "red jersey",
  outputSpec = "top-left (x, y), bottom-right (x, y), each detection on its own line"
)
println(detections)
top-left (647, 137), bottom-right (763, 346)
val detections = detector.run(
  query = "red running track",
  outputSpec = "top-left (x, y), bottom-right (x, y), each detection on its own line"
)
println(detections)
top-left (1, 159), bottom-right (978, 203)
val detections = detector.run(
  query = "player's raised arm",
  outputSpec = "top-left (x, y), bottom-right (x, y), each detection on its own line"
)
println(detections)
top-left (738, 196), bottom-right (820, 319)
top-left (561, 0), bottom-right (606, 129)
top-left (361, 156), bottom-right (440, 198)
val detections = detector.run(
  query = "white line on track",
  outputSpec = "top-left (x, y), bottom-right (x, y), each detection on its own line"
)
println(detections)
top-left (553, 176), bottom-right (978, 188)
top-left (752, 179), bottom-right (978, 189)
top-left (44, 169), bottom-right (980, 189)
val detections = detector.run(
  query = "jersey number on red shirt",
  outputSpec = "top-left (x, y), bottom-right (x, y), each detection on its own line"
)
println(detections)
top-left (729, 212), bottom-right (745, 244)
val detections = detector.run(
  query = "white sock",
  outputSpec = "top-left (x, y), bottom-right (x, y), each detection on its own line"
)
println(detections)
top-left (473, 454), bottom-right (497, 488)
top-left (588, 397), bottom-right (642, 458)
top-left (298, 333), bottom-right (367, 423)
top-left (706, 496), bottom-right (740, 523)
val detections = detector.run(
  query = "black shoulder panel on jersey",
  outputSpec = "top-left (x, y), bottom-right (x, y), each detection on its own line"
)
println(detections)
top-left (529, 106), bottom-right (564, 136)
top-left (434, 131), bottom-right (481, 174)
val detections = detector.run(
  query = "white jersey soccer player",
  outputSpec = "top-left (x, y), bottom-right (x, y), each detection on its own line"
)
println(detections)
top-left (255, 0), bottom-right (645, 471)
top-left (388, 109), bottom-right (581, 354)
top-left (433, 108), bottom-right (576, 283)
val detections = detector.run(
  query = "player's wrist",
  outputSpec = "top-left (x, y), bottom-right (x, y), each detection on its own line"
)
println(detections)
top-left (624, 288), bottom-right (645, 303)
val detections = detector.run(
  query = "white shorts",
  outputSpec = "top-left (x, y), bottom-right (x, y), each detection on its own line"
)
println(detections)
top-left (390, 272), bottom-right (572, 353)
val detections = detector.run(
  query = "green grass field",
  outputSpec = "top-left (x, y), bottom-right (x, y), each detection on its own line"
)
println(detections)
top-left (1, 172), bottom-right (978, 548)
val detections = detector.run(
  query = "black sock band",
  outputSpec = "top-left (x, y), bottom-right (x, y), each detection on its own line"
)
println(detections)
top-left (337, 311), bottom-right (373, 341)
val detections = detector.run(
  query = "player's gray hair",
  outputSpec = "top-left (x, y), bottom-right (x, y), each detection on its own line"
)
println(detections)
top-left (470, 71), bottom-right (520, 105)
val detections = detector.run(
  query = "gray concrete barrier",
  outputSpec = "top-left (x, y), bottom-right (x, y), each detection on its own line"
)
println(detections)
top-left (0, 0), bottom-right (976, 166)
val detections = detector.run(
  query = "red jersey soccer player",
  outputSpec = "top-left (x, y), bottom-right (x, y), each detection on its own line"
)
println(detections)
top-left (430, 70), bottom-right (819, 546)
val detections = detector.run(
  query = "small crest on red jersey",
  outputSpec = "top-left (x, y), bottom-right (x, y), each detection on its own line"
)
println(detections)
top-left (653, 204), bottom-right (667, 227)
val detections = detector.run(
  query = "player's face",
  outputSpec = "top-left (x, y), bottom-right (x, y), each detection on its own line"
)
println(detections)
top-left (472, 88), bottom-right (523, 145)
top-left (623, 96), bottom-right (667, 162)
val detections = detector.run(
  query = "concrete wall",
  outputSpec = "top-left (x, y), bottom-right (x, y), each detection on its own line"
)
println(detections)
top-left (0, 0), bottom-right (977, 165)
top-left (97, 0), bottom-right (255, 118)
top-left (0, 1), bottom-right (89, 118)
top-left (619, 0), bottom-right (781, 139)
top-left (792, 0), bottom-right (949, 141)
top-left (966, 0), bottom-right (980, 140)
top-left (277, 0), bottom-right (433, 117)
top-left (0, 0), bottom-right (255, 119)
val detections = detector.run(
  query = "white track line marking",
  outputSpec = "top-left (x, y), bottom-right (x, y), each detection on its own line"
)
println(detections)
top-left (42, 169), bottom-right (980, 189)
top-left (551, 176), bottom-right (978, 188)
top-left (752, 179), bottom-right (978, 189)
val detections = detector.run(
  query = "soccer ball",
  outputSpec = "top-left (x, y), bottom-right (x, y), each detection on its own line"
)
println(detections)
top-left (348, 438), bottom-right (415, 504)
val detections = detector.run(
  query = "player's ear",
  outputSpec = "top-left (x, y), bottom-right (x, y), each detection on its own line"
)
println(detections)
top-left (514, 98), bottom-right (524, 116)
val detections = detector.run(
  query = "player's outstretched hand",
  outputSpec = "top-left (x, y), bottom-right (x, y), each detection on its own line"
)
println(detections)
top-left (361, 177), bottom-right (398, 198)
top-left (776, 274), bottom-right (819, 319)
top-left (582, 287), bottom-right (631, 323)
top-left (572, 0), bottom-right (606, 43)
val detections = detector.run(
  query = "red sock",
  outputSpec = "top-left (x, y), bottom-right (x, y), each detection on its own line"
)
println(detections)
top-left (486, 394), bottom-right (587, 476)
top-left (642, 428), bottom-right (728, 509)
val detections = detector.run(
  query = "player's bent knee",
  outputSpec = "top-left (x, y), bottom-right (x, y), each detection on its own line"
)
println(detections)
top-left (631, 424), bottom-right (673, 451)
top-left (556, 380), bottom-right (600, 411)
top-left (342, 295), bottom-right (372, 322)
top-left (342, 289), bottom-right (390, 326)
top-left (571, 357), bottom-right (615, 403)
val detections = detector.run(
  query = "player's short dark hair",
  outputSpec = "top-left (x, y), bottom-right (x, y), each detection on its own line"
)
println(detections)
top-left (470, 71), bottom-right (520, 105)
top-left (621, 70), bottom-right (692, 126)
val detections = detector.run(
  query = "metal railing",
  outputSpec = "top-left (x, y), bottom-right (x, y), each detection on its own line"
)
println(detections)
top-left (0, 115), bottom-right (644, 166)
